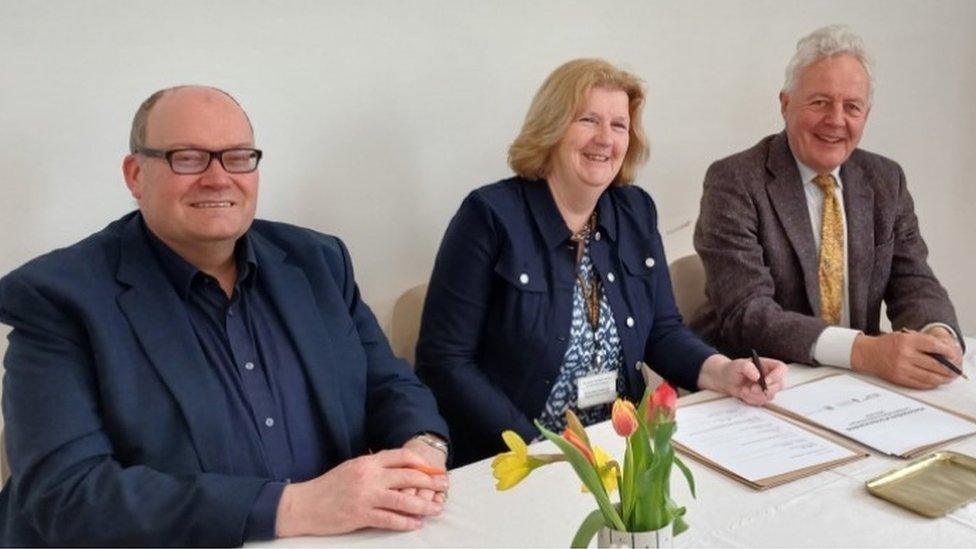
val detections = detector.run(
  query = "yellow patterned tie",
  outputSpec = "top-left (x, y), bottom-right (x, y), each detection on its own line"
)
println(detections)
top-left (814, 174), bottom-right (843, 325)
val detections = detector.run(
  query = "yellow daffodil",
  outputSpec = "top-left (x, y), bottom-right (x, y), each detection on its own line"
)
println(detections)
top-left (492, 431), bottom-right (532, 490)
top-left (581, 445), bottom-right (619, 494)
top-left (491, 430), bottom-right (563, 490)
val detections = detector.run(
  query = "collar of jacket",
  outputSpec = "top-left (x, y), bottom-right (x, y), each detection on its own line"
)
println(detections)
top-left (523, 178), bottom-right (619, 250)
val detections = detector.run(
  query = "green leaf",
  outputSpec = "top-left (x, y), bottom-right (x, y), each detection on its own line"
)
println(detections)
top-left (652, 420), bottom-right (676, 451)
top-left (571, 508), bottom-right (607, 549)
top-left (621, 439), bottom-right (635, 528)
top-left (673, 455), bottom-right (696, 498)
top-left (636, 383), bottom-right (652, 419)
top-left (672, 513), bottom-right (689, 536)
top-left (665, 498), bottom-right (689, 536)
top-left (535, 420), bottom-right (626, 531)
top-left (629, 398), bottom-right (654, 491)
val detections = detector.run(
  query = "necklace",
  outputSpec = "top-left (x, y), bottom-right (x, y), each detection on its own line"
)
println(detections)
top-left (569, 211), bottom-right (598, 244)
top-left (578, 273), bottom-right (601, 334)
top-left (569, 211), bottom-right (598, 264)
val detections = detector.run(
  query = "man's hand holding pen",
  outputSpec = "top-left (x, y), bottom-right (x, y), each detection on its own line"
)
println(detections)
top-left (852, 328), bottom-right (965, 390)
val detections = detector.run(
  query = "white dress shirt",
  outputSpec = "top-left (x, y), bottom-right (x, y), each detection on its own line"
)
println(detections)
top-left (795, 159), bottom-right (957, 367)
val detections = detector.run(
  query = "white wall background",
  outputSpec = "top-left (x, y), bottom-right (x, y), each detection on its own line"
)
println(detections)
top-left (1, 0), bottom-right (974, 372)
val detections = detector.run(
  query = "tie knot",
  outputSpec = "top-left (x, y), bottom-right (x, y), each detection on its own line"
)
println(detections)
top-left (814, 174), bottom-right (836, 193)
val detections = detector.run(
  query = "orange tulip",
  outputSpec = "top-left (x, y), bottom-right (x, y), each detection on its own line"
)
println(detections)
top-left (563, 428), bottom-right (596, 464)
top-left (611, 399), bottom-right (639, 437)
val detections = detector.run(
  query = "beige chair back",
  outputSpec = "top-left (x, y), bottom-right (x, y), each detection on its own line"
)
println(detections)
top-left (390, 283), bottom-right (428, 368)
top-left (668, 253), bottom-right (708, 321)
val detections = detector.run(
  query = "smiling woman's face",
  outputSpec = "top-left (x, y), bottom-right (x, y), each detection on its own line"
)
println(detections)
top-left (548, 86), bottom-right (631, 192)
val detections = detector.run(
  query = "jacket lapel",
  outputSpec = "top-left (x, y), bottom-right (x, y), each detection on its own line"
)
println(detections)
top-left (250, 232), bottom-right (352, 461)
top-left (115, 215), bottom-right (234, 472)
top-left (765, 132), bottom-right (822, 313)
top-left (841, 161), bottom-right (874, 330)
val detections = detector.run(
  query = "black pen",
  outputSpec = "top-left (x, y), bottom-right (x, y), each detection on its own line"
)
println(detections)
top-left (750, 349), bottom-right (768, 394)
top-left (925, 352), bottom-right (968, 380)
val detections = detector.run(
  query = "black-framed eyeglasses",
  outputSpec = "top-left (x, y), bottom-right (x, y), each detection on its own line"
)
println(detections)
top-left (135, 147), bottom-right (263, 175)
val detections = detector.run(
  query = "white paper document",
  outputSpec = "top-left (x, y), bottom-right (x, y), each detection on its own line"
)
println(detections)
top-left (772, 375), bottom-right (976, 456)
top-left (673, 398), bottom-right (860, 482)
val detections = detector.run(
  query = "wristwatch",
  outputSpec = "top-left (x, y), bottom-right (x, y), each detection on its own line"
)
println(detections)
top-left (413, 432), bottom-right (450, 456)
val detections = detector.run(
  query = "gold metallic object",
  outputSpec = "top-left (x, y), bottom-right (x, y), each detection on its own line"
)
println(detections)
top-left (866, 451), bottom-right (976, 517)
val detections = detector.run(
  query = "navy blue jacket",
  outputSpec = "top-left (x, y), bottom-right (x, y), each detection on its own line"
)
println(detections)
top-left (0, 212), bottom-right (447, 546)
top-left (416, 178), bottom-right (715, 466)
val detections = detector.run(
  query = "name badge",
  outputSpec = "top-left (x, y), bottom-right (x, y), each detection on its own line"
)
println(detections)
top-left (577, 371), bottom-right (618, 409)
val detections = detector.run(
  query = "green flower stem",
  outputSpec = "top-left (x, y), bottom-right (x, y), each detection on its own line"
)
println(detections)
top-left (527, 453), bottom-right (567, 467)
top-left (649, 420), bottom-right (677, 530)
top-left (536, 421), bottom-right (625, 531)
top-left (621, 437), bottom-right (635, 527)
top-left (571, 509), bottom-right (608, 549)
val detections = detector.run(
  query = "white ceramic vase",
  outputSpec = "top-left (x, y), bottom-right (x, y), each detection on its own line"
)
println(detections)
top-left (596, 525), bottom-right (673, 548)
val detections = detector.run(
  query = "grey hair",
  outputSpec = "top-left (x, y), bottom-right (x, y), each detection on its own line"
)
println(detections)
top-left (129, 85), bottom-right (253, 152)
top-left (782, 25), bottom-right (874, 103)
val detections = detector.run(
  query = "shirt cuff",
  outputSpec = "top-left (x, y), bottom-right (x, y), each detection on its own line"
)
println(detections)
top-left (244, 481), bottom-right (287, 541)
top-left (921, 322), bottom-right (959, 342)
top-left (812, 326), bottom-right (862, 368)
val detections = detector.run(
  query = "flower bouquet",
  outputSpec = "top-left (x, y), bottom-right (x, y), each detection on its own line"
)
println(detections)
top-left (491, 383), bottom-right (695, 548)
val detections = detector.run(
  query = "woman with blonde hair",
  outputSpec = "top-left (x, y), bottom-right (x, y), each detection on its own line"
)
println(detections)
top-left (417, 59), bottom-right (787, 466)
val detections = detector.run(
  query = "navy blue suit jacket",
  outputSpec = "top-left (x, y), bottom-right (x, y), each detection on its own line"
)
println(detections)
top-left (416, 178), bottom-right (715, 466)
top-left (0, 212), bottom-right (447, 546)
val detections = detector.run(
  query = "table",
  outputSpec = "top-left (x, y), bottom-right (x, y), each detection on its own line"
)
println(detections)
top-left (253, 339), bottom-right (976, 547)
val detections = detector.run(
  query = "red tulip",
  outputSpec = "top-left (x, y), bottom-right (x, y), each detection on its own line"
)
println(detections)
top-left (648, 382), bottom-right (677, 422)
top-left (611, 399), bottom-right (639, 437)
top-left (563, 428), bottom-right (596, 464)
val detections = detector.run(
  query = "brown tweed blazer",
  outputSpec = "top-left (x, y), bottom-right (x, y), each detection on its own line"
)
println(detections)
top-left (690, 131), bottom-right (960, 364)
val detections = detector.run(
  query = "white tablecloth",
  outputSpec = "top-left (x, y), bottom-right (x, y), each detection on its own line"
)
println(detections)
top-left (253, 338), bottom-right (976, 547)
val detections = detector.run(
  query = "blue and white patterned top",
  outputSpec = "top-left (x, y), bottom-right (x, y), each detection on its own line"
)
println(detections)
top-left (537, 241), bottom-right (624, 433)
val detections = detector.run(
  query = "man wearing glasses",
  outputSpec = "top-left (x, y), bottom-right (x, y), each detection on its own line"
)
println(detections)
top-left (0, 86), bottom-right (449, 545)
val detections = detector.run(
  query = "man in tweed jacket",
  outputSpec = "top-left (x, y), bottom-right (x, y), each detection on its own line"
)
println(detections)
top-left (691, 25), bottom-right (963, 389)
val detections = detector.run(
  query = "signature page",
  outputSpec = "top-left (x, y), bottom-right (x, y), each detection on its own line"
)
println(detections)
top-left (773, 375), bottom-right (976, 456)
top-left (673, 398), bottom-right (860, 482)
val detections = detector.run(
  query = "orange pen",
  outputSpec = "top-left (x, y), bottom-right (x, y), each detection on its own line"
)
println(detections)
top-left (407, 463), bottom-right (447, 476)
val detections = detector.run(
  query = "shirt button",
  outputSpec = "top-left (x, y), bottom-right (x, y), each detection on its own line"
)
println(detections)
top-left (607, 272), bottom-right (615, 283)
top-left (626, 317), bottom-right (635, 328)
top-left (227, 308), bottom-right (235, 317)
top-left (635, 361), bottom-right (642, 371)
top-left (645, 257), bottom-right (655, 268)
top-left (244, 362), bottom-right (255, 371)
top-left (264, 417), bottom-right (275, 428)
top-left (594, 231), bottom-right (602, 241)
top-left (519, 273), bottom-right (529, 285)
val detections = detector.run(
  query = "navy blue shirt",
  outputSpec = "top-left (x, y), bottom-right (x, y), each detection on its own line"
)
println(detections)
top-left (416, 177), bottom-right (718, 466)
top-left (146, 223), bottom-right (327, 540)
